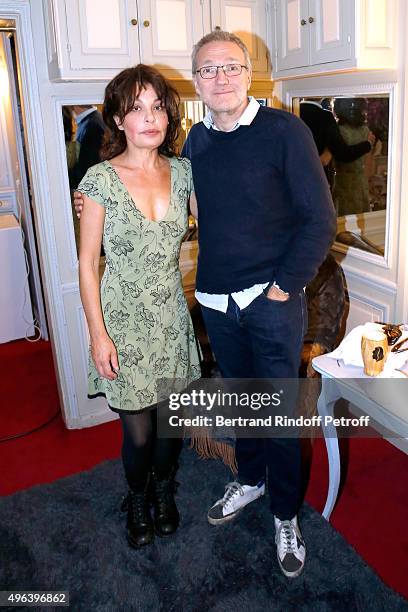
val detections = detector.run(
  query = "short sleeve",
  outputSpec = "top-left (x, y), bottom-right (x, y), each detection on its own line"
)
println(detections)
top-left (77, 163), bottom-right (107, 208)
top-left (181, 157), bottom-right (194, 195)
top-left (188, 160), bottom-right (195, 195)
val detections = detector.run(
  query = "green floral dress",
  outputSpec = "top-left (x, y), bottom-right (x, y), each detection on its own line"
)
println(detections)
top-left (78, 156), bottom-right (201, 412)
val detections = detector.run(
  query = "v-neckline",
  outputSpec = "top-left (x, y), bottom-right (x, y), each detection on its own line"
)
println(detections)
top-left (105, 157), bottom-right (173, 223)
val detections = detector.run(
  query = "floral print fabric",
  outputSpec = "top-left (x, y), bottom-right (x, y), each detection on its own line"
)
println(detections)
top-left (78, 157), bottom-right (201, 411)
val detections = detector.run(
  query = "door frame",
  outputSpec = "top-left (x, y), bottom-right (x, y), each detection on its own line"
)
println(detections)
top-left (0, 31), bottom-right (48, 339)
top-left (0, 0), bottom-right (73, 422)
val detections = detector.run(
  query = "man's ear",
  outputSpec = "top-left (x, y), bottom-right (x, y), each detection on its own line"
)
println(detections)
top-left (247, 70), bottom-right (252, 91)
top-left (193, 77), bottom-right (201, 97)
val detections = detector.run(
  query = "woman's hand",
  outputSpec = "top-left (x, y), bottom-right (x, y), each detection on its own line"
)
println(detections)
top-left (367, 131), bottom-right (376, 147)
top-left (90, 335), bottom-right (119, 380)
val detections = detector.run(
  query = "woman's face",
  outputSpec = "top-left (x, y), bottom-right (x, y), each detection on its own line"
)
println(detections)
top-left (117, 83), bottom-right (169, 150)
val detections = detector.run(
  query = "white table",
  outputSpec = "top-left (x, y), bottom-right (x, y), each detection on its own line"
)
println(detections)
top-left (312, 354), bottom-right (408, 520)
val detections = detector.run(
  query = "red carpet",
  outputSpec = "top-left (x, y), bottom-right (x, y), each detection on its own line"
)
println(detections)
top-left (306, 437), bottom-right (408, 599)
top-left (1, 339), bottom-right (60, 439)
top-left (1, 339), bottom-right (407, 600)
top-left (0, 339), bottom-right (122, 492)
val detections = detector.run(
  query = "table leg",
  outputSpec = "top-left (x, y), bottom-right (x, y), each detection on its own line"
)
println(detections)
top-left (317, 379), bottom-right (341, 521)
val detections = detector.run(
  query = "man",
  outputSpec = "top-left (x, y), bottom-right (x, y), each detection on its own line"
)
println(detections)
top-left (75, 33), bottom-right (335, 578)
top-left (71, 104), bottom-right (106, 186)
top-left (182, 31), bottom-right (335, 579)
top-left (71, 105), bottom-right (106, 252)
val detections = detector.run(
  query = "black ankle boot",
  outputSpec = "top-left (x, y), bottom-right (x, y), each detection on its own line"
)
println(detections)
top-left (151, 468), bottom-right (180, 536)
top-left (125, 480), bottom-right (154, 548)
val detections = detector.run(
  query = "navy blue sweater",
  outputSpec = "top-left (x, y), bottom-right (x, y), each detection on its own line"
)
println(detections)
top-left (182, 106), bottom-right (336, 295)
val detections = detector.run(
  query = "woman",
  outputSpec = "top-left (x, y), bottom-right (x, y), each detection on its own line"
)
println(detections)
top-left (78, 65), bottom-right (201, 549)
top-left (332, 97), bottom-right (372, 216)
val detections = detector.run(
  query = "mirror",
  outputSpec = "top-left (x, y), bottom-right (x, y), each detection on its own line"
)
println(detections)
top-left (62, 104), bottom-right (105, 254)
top-left (61, 101), bottom-right (205, 256)
top-left (293, 95), bottom-right (390, 256)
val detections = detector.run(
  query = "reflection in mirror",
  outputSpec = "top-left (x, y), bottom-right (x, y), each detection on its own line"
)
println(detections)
top-left (294, 95), bottom-right (389, 256)
top-left (62, 100), bottom-right (206, 256)
top-left (62, 104), bottom-right (105, 255)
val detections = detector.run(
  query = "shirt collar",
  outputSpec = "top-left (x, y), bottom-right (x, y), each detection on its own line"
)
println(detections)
top-left (299, 100), bottom-right (322, 109)
top-left (203, 97), bottom-right (260, 131)
top-left (75, 106), bottom-right (97, 124)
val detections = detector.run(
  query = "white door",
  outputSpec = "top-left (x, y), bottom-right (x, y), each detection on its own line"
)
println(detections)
top-left (309, 0), bottom-right (352, 65)
top-left (274, 0), bottom-right (309, 72)
top-left (0, 33), bottom-right (47, 339)
top-left (211, 0), bottom-right (270, 74)
top-left (64, 0), bottom-right (140, 70)
top-left (138, 0), bottom-right (205, 76)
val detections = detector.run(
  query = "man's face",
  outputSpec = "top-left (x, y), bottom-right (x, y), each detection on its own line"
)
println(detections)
top-left (193, 41), bottom-right (252, 115)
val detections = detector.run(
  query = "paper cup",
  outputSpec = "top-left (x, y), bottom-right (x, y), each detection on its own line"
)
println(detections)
top-left (361, 331), bottom-right (388, 376)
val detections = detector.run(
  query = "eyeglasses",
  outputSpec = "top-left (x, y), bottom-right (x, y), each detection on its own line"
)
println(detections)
top-left (195, 64), bottom-right (248, 79)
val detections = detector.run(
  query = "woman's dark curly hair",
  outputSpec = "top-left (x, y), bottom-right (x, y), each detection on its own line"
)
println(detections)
top-left (334, 97), bottom-right (368, 128)
top-left (101, 64), bottom-right (180, 160)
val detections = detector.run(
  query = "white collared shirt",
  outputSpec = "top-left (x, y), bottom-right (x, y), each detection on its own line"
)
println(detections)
top-left (195, 97), bottom-right (274, 313)
top-left (74, 106), bottom-right (98, 143)
top-left (202, 96), bottom-right (260, 131)
top-left (299, 100), bottom-right (322, 110)
top-left (74, 106), bottom-right (98, 125)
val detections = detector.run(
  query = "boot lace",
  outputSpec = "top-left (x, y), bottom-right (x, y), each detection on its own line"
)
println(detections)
top-left (127, 489), bottom-right (150, 522)
top-left (154, 478), bottom-right (179, 514)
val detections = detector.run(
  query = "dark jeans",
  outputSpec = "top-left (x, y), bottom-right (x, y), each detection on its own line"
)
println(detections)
top-left (201, 290), bottom-right (307, 519)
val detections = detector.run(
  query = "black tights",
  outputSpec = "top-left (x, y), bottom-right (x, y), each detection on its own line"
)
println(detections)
top-left (119, 407), bottom-right (183, 491)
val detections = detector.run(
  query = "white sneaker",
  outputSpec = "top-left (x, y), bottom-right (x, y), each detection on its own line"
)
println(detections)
top-left (274, 515), bottom-right (306, 578)
top-left (207, 480), bottom-right (265, 525)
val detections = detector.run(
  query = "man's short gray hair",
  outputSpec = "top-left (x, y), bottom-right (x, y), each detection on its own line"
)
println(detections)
top-left (192, 31), bottom-right (252, 75)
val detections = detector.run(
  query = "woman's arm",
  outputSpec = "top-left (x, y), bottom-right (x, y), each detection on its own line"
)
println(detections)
top-left (189, 191), bottom-right (198, 219)
top-left (79, 195), bottom-right (119, 380)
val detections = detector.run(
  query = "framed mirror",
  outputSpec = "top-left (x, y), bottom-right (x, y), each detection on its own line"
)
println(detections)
top-left (286, 81), bottom-right (395, 262)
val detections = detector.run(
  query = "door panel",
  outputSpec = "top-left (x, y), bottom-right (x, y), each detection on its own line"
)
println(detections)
top-left (309, 0), bottom-right (352, 65)
top-left (275, 0), bottom-right (309, 71)
top-left (65, 0), bottom-right (140, 69)
top-left (139, 0), bottom-right (205, 74)
top-left (212, 0), bottom-right (270, 74)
